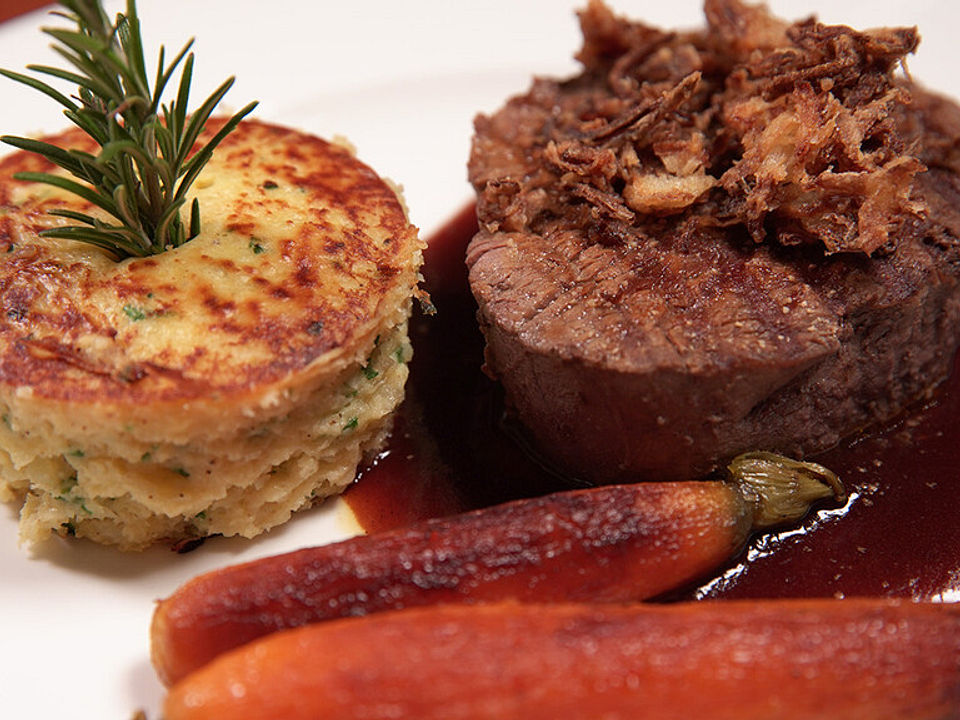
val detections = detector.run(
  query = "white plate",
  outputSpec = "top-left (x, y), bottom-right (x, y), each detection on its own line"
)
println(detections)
top-left (0, 2), bottom-right (957, 718)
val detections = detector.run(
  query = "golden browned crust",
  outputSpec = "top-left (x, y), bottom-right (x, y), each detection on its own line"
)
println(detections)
top-left (0, 118), bottom-right (424, 548)
top-left (0, 119), bottom-right (419, 405)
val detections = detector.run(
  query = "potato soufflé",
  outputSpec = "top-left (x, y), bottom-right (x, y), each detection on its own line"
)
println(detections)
top-left (0, 119), bottom-right (423, 550)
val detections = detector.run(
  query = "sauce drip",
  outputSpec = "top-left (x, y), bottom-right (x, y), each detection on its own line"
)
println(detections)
top-left (345, 203), bottom-right (960, 602)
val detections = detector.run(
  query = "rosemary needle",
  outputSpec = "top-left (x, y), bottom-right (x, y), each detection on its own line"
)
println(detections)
top-left (0, 0), bottom-right (258, 258)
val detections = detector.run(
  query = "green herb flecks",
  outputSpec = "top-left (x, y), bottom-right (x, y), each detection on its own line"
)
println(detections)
top-left (56, 474), bottom-right (92, 514)
top-left (342, 416), bottom-right (358, 432)
top-left (123, 304), bottom-right (146, 321)
top-left (0, 0), bottom-right (257, 258)
top-left (249, 238), bottom-right (265, 254)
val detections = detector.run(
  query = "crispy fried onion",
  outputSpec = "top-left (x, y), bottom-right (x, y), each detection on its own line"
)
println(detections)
top-left (529, 0), bottom-right (927, 255)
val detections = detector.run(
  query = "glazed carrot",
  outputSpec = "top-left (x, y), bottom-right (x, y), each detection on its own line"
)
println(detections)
top-left (164, 598), bottom-right (960, 720)
top-left (152, 453), bottom-right (842, 685)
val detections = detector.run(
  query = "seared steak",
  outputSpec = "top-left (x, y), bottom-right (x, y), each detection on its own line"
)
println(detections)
top-left (466, 0), bottom-right (960, 483)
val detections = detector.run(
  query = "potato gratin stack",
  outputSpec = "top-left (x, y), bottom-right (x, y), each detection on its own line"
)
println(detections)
top-left (0, 119), bottom-right (423, 550)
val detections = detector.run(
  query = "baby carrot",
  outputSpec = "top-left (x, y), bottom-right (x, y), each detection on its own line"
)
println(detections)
top-left (164, 598), bottom-right (960, 720)
top-left (152, 452), bottom-right (842, 685)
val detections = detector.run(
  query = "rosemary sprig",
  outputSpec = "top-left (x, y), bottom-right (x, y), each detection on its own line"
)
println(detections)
top-left (0, 0), bottom-right (258, 258)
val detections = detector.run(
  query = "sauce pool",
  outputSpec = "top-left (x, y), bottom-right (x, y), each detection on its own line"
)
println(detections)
top-left (345, 203), bottom-right (960, 602)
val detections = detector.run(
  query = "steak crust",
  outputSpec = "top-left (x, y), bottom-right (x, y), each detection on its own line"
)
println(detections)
top-left (467, 0), bottom-right (960, 483)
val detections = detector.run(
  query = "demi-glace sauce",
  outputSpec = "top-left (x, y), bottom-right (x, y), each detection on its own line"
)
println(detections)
top-left (345, 203), bottom-right (960, 602)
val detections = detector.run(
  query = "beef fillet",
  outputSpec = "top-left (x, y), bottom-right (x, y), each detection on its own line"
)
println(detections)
top-left (466, 0), bottom-right (960, 483)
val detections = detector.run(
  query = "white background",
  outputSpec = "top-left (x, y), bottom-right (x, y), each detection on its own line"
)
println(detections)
top-left (0, 2), bottom-right (956, 717)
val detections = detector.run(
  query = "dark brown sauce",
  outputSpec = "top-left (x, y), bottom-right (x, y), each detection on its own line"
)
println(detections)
top-left (345, 203), bottom-right (960, 602)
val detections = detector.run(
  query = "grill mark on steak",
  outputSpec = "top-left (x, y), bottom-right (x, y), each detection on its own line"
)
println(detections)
top-left (467, 0), bottom-right (960, 483)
